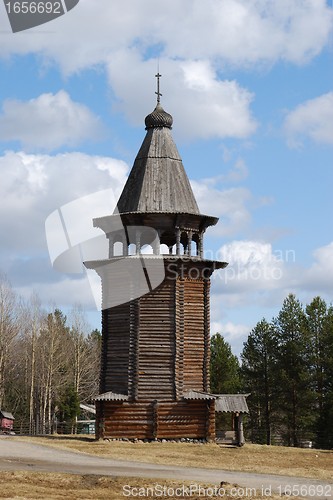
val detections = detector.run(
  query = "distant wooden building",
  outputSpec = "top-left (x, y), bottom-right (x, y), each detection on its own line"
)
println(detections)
top-left (86, 80), bottom-right (247, 441)
top-left (0, 410), bottom-right (14, 434)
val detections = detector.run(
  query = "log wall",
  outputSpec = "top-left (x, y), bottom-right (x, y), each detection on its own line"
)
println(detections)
top-left (96, 400), bottom-right (216, 441)
top-left (137, 280), bottom-right (176, 400)
top-left (182, 278), bottom-right (206, 392)
top-left (101, 303), bottom-right (131, 394)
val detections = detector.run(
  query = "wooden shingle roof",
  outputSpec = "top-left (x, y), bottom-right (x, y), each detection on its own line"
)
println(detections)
top-left (116, 104), bottom-right (200, 215)
top-left (214, 394), bottom-right (249, 414)
top-left (183, 391), bottom-right (249, 413)
top-left (92, 392), bottom-right (129, 402)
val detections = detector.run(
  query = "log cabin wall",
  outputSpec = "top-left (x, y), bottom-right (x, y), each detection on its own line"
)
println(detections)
top-left (95, 399), bottom-right (215, 441)
top-left (136, 279), bottom-right (176, 400)
top-left (182, 278), bottom-right (206, 392)
top-left (100, 303), bottom-right (131, 395)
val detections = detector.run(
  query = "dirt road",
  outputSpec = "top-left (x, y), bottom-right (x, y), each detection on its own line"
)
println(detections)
top-left (0, 437), bottom-right (332, 497)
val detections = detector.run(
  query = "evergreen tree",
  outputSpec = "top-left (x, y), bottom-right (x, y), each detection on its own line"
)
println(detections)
top-left (210, 333), bottom-right (240, 394)
top-left (241, 319), bottom-right (278, 445)
top-left (273, 294), bottom-right (314, 446)
top-left (305, 297), bottom-right (328, 445)
top-left (210, 333), bottom-right (241, 432)
top-left (315, 305), bottom-right (333, 448)
top-left (57, 385), bottom-right (80, 434)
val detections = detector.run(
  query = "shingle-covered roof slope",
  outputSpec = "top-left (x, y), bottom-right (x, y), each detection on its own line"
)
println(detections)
top-left (116, 103), bottom-right (200, 215)
top-left (214, 394), bottom-right (249, 414)
top-left (92, 392), bottom-right (128, 402)
top-left (183, 391), bottom-right (249, 413)
top-left (0, 411), bottom-right (14, 420)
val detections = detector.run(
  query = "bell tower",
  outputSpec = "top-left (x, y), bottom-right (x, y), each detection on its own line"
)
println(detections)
top-left (85, 76), bottom-right (227, 440)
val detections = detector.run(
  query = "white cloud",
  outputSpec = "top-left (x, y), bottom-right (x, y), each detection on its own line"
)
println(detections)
top-left (209, 240), bottom-right (333, 320)
top-left (303, 242), bottom-right (333, 292)
top-left (0, 91), bottom-right (103, 151)
top-left (0, 1), bottom-right (331, 144)
top-left (1, 0), bottom-right (331, 72)
top-left (215, 240), bottom-right (286, 293)
top-left (16, 276), bottom-right (97, 310)
top-left (191, 179), bottom-right (252, 236)
top-left (211, 320), bottom-right (250, 340)
top-left (209, 239), bottom-right (333, 354)
top-left (179, 60), bottom-right (257, 139)
top-left (284, 92), bottom-right (333, 147)
top-left (159, 0), bottom-right (333, 66)
top-left (106, 53), bottom-right (257, 141)
top-left (211, 320), bottom-right (251, 356)
top-left (0, 150), bottom-right (129, 310)
top-left (0, 150), bottom-right (128, 257)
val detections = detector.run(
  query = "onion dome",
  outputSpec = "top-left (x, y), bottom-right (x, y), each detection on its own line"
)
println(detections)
top-left (145, 103), bottom-right (173, 130)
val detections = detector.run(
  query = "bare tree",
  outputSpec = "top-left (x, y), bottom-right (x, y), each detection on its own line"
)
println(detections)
top-left (0, 274), bottom-right (19, 408)
top-left (21, 293), bottom-right (45, 434)
top-left (38, 309), bottom-right (69, 433)
top-left (69, 306), bottom-right (90, 396)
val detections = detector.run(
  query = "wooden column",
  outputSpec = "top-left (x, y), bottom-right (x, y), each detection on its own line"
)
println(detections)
top-left (188, 230), bottom-right (193, 256)
top-left (108, 234), bottom-right (114, 258)
top-left (176, 228), bottom-right (181, 255)
top-left (135, 229), bottom-right (141, 254)
top-left (96, 401), bottom-right (105, 440)
top-left (205, 400), bottom-right (216, 442)
top-left (153, 400), bottom-right (159, 439)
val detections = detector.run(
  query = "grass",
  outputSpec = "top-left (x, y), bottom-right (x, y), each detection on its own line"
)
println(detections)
top-left (0, 472), bottom-right (289, 500)
top-left (13, 435), bottom-right (333, 480)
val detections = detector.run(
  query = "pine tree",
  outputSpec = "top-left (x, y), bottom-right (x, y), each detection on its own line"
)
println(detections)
top-left (315, 305), bottom-right (333, 448)
top-left (210, 333), bottom-right (240, 394)
top-left (57, 385), bottom-right (80, 434)
top-left (241, 319), bottom-right (278, 445)
top-left (210, 333), bottom-right (241, 433)
top-left (273, 294), bottom-right (314, 446)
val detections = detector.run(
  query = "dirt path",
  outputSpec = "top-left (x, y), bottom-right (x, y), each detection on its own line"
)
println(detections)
top-left (0, 437), bottom-right (332, 498)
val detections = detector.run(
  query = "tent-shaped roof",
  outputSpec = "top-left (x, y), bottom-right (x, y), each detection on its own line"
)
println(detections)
top-left (116, 103), bottom-right (200, 215)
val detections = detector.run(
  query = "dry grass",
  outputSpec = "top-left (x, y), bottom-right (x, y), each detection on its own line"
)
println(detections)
top-left (0, 472), bottom-right (288, 500)
top-left (14, 436), bottom-right (333, 480)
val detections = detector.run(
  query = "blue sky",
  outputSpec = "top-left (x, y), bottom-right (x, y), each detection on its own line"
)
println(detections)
top-left (0, 0), bottom-right (332, 355)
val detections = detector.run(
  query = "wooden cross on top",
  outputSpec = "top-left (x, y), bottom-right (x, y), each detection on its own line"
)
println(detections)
top-left (155, 72), bottom-right (162, 103)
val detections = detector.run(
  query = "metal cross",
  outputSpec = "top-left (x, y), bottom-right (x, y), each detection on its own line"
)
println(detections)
top-left (155, 72), bottom-right (162, 103)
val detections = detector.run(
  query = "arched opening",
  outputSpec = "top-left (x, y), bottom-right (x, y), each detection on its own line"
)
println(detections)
top-left (140, 244), bottom-right (154, 255)
top-left (140, 228), bottom-right (159, 254)
top-left (160, 230), bottom-right (176, 250)
top-left (160, 244), bottom-right (169, 254)
top-left (113, 241), bottom-right (123, 256)
top-left (128, 243), bottom-right (136, 255)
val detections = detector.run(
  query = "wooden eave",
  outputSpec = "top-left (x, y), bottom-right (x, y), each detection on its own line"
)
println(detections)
top-left (84, 255), bottom-right (228, 272)
top-left (92, 392), bottom-right (129, 402)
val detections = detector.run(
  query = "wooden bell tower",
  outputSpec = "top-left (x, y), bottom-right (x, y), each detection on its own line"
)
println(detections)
top-left (85, 76), bottom-right (227, 440)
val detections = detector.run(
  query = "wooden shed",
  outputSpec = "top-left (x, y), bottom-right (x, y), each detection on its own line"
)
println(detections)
top-left (85, 79), bottom-right (229, 441)
top-left (0, 410), bottom-right (15, 434)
